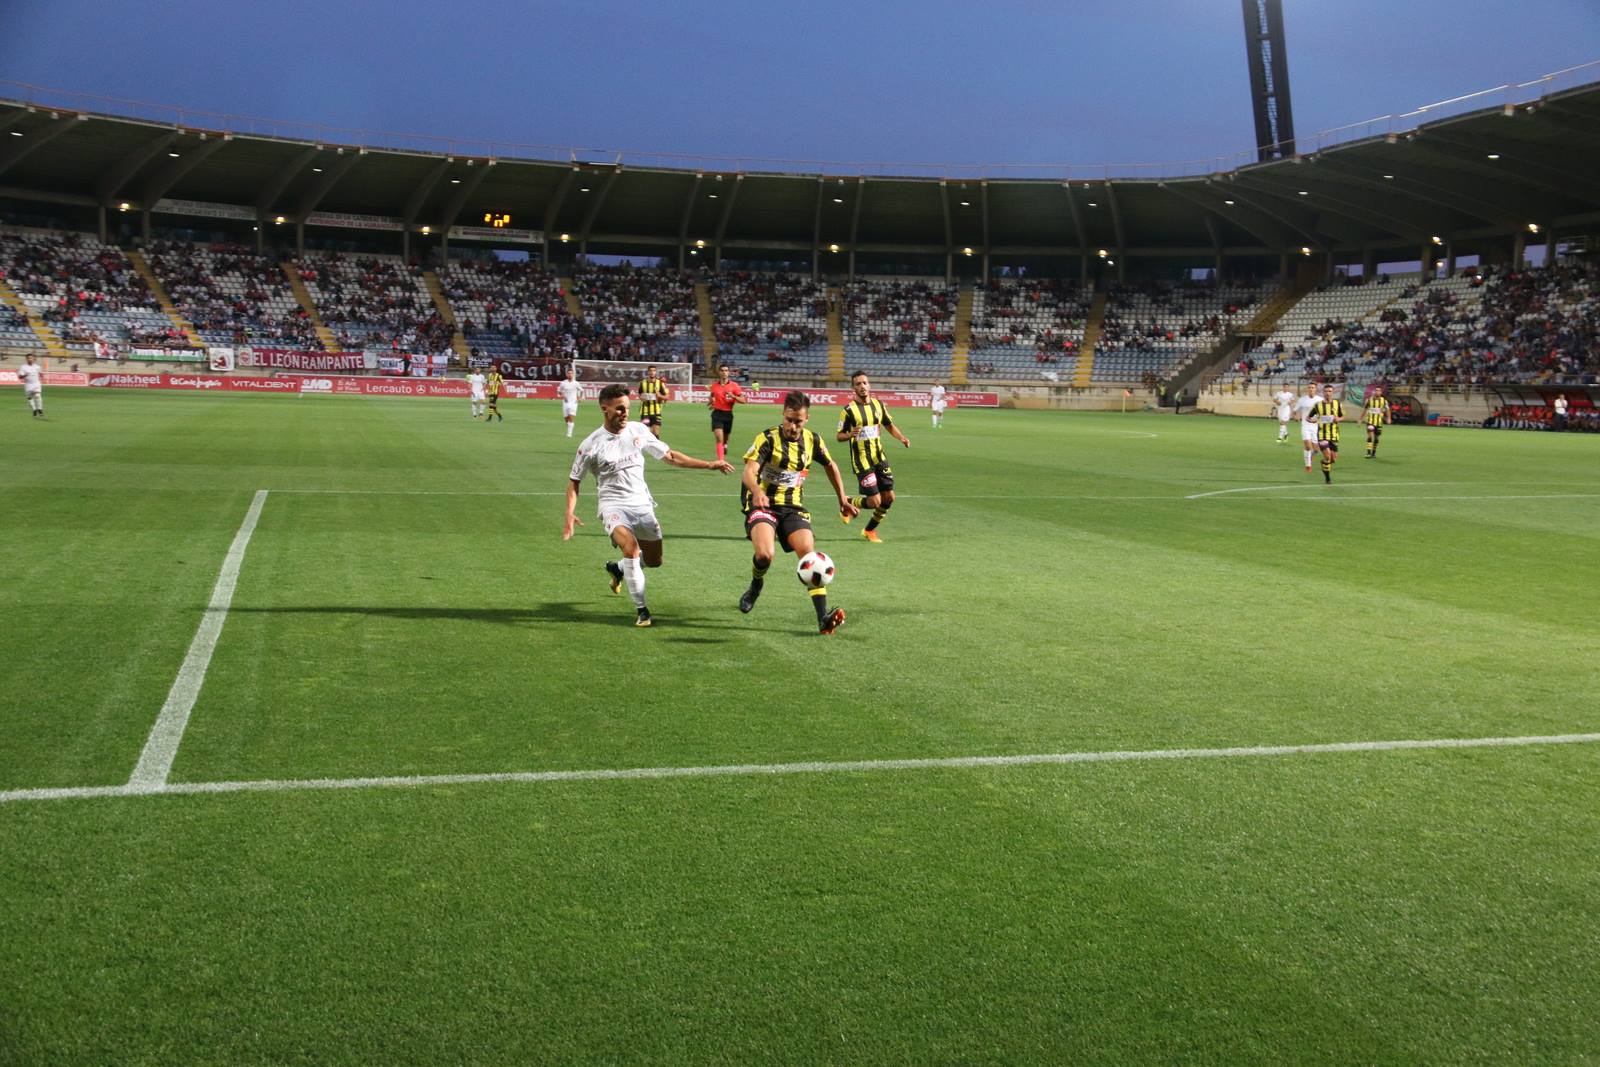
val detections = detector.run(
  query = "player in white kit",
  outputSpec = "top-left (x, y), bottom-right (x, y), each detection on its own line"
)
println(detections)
top-left (929, 381), bottom-right (948, 428)
top-left (1271, 386), bottom-right (1295, 442)
top-left (563, 383), bottom-right (734, 627)
top-left (1292, 385), bottom-right (1320, 472)
top-left (468, 369), bottom-right (487, 419)
top-left (556, 365), bottom-right (582, 437)
top-left (17, 354), bottom-right (44, 418)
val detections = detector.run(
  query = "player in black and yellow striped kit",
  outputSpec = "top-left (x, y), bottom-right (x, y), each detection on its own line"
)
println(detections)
top-left (484, 369), bottom-right (505, 423)
top-left (1364, 384), bottom-right (1391, 458)
top-left (739, 391), bottom-right (859, 634)
top-left (837, 371), bottom-right (911, 543)
top-left (1311, 383), bottom-right (1346, 483)
top-left (638, 365), bottom-right (667, 432)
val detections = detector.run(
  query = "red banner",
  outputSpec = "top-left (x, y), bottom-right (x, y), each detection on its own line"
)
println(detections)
top-left (89, 373), bottom-right (301, 393)
top-left (0, 370), bottom-right (88, 387)
top-left (76, 373), bottom-right (999, 407)
top-left (241, 348), bottom-right (369, 372)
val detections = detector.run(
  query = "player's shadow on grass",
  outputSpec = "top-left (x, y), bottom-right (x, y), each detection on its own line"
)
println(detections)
top-left (231, 603), bottom-right (747, 631)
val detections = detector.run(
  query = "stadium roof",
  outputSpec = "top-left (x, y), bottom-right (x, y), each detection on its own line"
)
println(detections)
top-left (3, 76), bottom-right (1599, 262)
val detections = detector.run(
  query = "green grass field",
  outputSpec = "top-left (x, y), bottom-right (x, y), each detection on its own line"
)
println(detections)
top-left (3, 389), bottom-right (1599, 1064)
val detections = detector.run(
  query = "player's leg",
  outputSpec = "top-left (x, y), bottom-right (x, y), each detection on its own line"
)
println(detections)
top-left (741, 513), bottom-right (778, 613)
top-left (1278, 416), bottom-right (1289, 441)
top-left (1320, 441), bottom-right (1334, 483)
top-left (845, 467), bottom-right (880, 526)
top-left (1302, 426), bottom-right (1315, 471)
top-left (28, 388), bottom-right (43, 416)
top-left (607, 522), bottom-right (651, 625)
top-left (786, 525), bottom-right (843, 634)
top-left (863, 468), bottom-right (895, 541)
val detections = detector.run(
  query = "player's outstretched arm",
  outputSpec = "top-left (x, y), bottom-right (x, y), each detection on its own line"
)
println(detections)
top-left (824, 461), bottom-right (860, 518)
top-left (562, 479), bottom-right (585, 540)
top-left (663, 450), bottom-right (734, 474)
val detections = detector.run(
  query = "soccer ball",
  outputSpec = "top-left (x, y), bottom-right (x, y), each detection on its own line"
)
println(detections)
top-left (796, 551), bottom-right (836, 588)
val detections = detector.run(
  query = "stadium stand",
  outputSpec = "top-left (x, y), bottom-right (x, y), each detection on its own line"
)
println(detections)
top-left (1221, 263), bottom-right (1600, 388)
top-left (706, 271), bottom-right (828, 376)
top-left (966, 279), bottom-right (1092, 381)
top-left (569, 265), bottom-right (700, 363)
top-left (146, 240), bottom-right (320, 350)
top-left (1096, 280), bottom-right (1274, 383)
top-left (840, 278), bottom-right (957, 379)
top-left (296, 252), bottom-right (451, 354)
top-left (0, 299), bottom-right (45, 352)
top-left (439, 257), bottom-right (578, 359)
top-left (0, 230), bottom-right (168, 354)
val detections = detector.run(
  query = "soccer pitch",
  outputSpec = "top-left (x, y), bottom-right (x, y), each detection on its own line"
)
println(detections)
top-left (4, 391), bottom-right (1599, 1063)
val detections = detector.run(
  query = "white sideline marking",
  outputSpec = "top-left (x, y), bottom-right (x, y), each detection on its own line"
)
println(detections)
top-left (126, 490), bottom-right (268, 789)
top-left (6, 731), bottom-right (1598, 805)
top-left (1186, 481), bottom-right (1437, 500)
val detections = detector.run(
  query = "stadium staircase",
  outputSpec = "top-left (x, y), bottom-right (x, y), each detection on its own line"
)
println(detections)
top-left (693, 281), bottom-right (718, 366)
top-left (1166, 280), bottom-right (1311, 399)
top-left (1071, 291), bottom-right (1109, 386)
top-left (0, 277), bottom-right (70, 361)
top-left (825, 286), bottom-right (845, 382)
top-left (949, 285), bottom-right (973, 386)
top-left (422, 270), bottom-right (471, 361)
top-left (282, 264), bottom-right (340, 352)
top-left (558, 277), bottom-right (582, 318)
top-left (123, 251), bottom-right (205, 348)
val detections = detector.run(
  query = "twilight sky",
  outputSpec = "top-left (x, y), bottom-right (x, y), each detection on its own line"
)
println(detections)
top-left (2, 0), bottom-right (1598, 169)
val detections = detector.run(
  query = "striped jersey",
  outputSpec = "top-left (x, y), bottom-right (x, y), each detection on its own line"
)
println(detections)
top-left (1364, 395), bottom-right (1391, 426)
top-left (1311, 398), bottom-right (1345, 442)
top-left (486, 372), bottom-right (503, 397)
top-left (742, 426), bottom-right (833, 511)
top-left (837, 397), bottom-right (895, 473)
top-left (639, 376), bottom-right (667, 417)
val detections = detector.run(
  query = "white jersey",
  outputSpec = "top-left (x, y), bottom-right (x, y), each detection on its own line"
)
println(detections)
top-left (930, 385), bottom-right (947, 410)
top-left (570, 421), bottom-right (671, 515)
top-left (17, 363), bottom-right (42, 392)
top-left (468, 372), bottom-right (486, 399)
top-left (1293, 393), bottom-right (1319, 425)
top-left (557, 379), bottom-right (582, 406)
top-left (1273, 389), bottom-right (1295, 417)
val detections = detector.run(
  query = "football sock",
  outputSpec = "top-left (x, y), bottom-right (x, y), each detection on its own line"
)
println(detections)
top-left (847, 495), bottom-right (865, 510)
top-left (751, 556), bottom-right (769, 583)
top-left (715, 441), bottom-right (726, 461)
top-left (1303, 448), bottom-right (1314, 466)
top-left (619, 556), bottom-right (647, 610)
top-left (1322, 456), bottom-right (1333, 482)
top-left (809, 586), bottom-right (830, 624)
top-left (865, 507), bottom-right (887, 532)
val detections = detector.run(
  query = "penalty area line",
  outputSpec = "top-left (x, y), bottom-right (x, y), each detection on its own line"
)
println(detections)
top-left (5, 730), bottom-right (1599, 805)
top-left (126, 489), bottom-right (269, 790)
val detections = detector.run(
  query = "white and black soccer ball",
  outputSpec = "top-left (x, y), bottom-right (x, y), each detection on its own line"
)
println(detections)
top-left (796, 551), bottom-right (836, 588)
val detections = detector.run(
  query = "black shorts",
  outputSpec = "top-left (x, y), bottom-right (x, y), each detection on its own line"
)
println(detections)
top-left (486, 394), bottom-right (500, 406)
top-left (854, 462), bottom-right (894, 496)
top-left (1318, 438), bottom-right (1339, 452)
top-left (745, 505), bottom-right (812, 553)
top-left (711, 410), bottom-right (734, 434)
top-left (1366, 422), bottom-right (1382, 435)
top-left (643, 413), bottom-right (662, 429)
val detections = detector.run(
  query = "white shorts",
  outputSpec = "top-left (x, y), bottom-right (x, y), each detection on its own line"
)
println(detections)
top-left (471, 392), bottom-right (486, 402)
top-left (25, 385), bottom-right (42, 398)
top-left (932, 401), bottom-right (947, 413)
top-left (562, 401), bottom-right (579, 418)
top-left (602, 505), bottom-right (662, 542)
top-left (1276, 407), bottom-right (1290, 421)
top-left (1300, 422), bottom-right (1317, 443)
